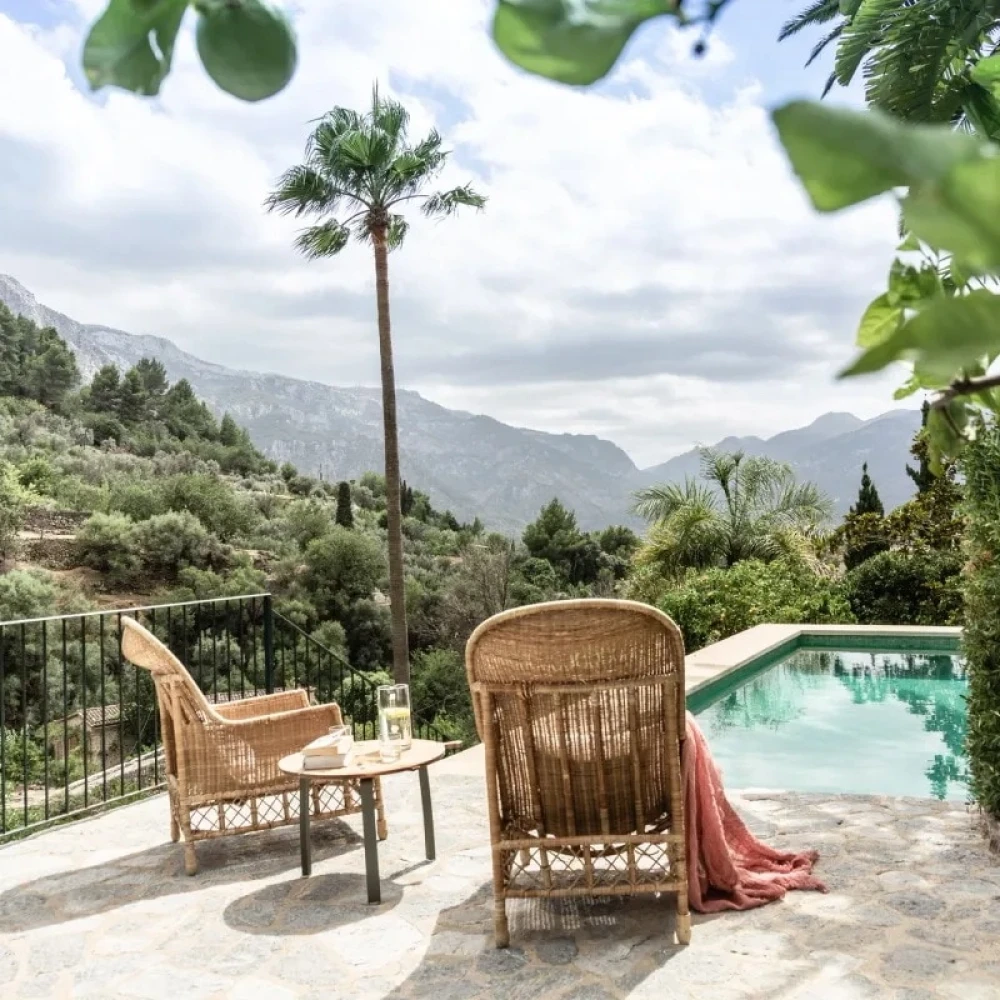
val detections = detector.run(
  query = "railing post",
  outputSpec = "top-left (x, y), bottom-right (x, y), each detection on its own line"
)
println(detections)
top-left (263, 594), bottom-right (275, 694)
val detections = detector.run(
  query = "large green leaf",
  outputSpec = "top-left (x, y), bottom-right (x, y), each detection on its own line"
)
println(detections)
top-left (903, 158), bottom-right (1000, 271)
top-left (855, 292), bottom-right (901, 348)
top-left (972, 54), bottom-right (1000, 97)
top-left (195, 0), bottom-right (297, 102)
top-left (842, 290), bottom-right (1000, 378)
top-left (83, 0), bottom-right (188, 96)
top-left (771, 101), bottom-right (983, 212)
top-left (492, 0), bottom-right (675, 86)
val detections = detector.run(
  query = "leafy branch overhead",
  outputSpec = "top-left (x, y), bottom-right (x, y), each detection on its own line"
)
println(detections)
top-left (83, 0), bottom-right (297, 101)
top-left (83, 0), bottom-right (735, 99)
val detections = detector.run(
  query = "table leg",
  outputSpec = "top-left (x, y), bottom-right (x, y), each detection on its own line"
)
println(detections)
top-left (299, 776), bottom-right (312, 877)
top-left (360, 778), bottom-right (381, 904)
top-left (419, 765), bottom-right (436, 861)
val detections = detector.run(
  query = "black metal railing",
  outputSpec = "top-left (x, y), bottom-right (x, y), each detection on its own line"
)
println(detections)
top-left (0, 593), bottom-right (452, 841)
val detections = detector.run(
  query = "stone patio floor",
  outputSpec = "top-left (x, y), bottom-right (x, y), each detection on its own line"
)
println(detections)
top-left (1, 754), bottom-right (999, 1000)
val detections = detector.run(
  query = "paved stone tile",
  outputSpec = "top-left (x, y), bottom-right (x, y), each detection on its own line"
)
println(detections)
top-left (0, 772), bottom-right (998, 998)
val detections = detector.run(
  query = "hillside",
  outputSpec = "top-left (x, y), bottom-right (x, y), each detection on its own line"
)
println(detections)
top-left (0, 275), bottom-right (921, 526)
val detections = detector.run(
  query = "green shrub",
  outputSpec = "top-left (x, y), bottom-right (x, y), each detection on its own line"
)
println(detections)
top-left (285, 501), bottom-right (331, 549)
top-left (310, 620), bottom-right (349, 659)
top-left (108, 480), bottom-right (167, 521)
top-left (161, 474), bottom-right (256, 542)
top-left (134, 511), bottom-right (222, 578)
top-left (17, 456), bottom-right (60, 496)
top-left (657, 558), bottom-right (853, 652)
top-left (960, 418), bottom-right (1000, 820)
top-left (0, 569), bottom-right (60, 621)
top-left (75, 513), bottom-right (142, 585)
top-left (0, 728), bottom-right (45, 786)
top-left (83, 412), bottom-right (126, 446)
top-left (50, 476), bottom-right (110, 513)
top-left (411, 647), bottom-right (475, 744)
top-left (844, 550), bottom-right (963, 626)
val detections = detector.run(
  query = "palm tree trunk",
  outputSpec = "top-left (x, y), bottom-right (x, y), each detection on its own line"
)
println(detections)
top-left (372, 231), bottom-right (409, 684)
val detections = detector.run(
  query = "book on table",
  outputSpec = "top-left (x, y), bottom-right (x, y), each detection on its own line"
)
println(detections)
top-left (301, 730), bottom-right (353, 768)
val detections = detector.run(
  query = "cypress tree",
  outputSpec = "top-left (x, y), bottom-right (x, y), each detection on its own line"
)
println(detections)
top-left (335, 481), bottom-right (354, 529)
top-left (851, 463), bottom-right (884, 516)
top-left (906, 400), bottom-right (937, 495)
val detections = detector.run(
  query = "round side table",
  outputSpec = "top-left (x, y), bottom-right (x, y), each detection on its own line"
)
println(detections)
top-left (279, 738), bottom-right (446, 903)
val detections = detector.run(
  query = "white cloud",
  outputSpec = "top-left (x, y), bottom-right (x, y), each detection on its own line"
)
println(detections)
top-left (0, 1), bottom-right (907, 467)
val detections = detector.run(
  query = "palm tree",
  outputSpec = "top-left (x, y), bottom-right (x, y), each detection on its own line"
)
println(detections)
top-left (780, 0), bottom-right (1000, 132)
top-left (632, 449), bottom-right (832, 576)
top-left (266, 86), bottom-right (485, 684)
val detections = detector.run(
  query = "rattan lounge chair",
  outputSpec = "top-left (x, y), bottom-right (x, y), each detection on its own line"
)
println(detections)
top-left (121, 615), bottom-right (385, 875)
top-left (466, 599), bottom-right (690, 947)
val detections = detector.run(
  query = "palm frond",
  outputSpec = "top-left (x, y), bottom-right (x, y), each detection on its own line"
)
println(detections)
top-left (835, 0), bottom-right (899, 88)
top-left (264, 166), bottom-right (338, 218)
top-left (807, 22), bottom-right (845, 67)
top-left (385, 214), bottom-right (409, 251)
top-left (632, 478), bottom-right (717, 523)
top-left (778, 0), bottom-right (843, 41)
top-left (423, 184), bottom-right (487, 218)
top-left (293, 221), bottom-right (351, 259)
top-left (637, 508), bottom-right (727, 577)
top-left (371, 83), bottom-right (410, 157)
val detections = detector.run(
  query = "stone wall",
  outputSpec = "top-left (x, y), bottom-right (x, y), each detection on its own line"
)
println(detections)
top-left (23, 507), bottom-right (89, 536)
top-left (19, 537), bottom-right (78, 570)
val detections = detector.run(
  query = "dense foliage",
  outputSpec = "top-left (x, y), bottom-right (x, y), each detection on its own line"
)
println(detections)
top-left (961, 416), bottom-right (1000, 824)
top-left (653, 557), bottom-right (853, 652)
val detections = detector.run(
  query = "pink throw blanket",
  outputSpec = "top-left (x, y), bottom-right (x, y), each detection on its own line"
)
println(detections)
top-left (683, 712), bottom-right (827, 912)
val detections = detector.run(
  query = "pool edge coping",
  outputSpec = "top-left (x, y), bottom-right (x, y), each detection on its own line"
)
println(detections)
top-left (684, 623), bottom-right (963, 705)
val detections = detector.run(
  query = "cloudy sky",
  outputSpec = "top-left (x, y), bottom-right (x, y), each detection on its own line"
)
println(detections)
top-left (0, 0), bottom-right (907, 467)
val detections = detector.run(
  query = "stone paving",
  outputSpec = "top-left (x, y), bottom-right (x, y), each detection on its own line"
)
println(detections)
top-left (1, 762), bottom-right (999, 1000)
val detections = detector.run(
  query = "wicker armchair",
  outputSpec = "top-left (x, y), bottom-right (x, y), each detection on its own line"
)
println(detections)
top-left (466, 599), bottom-right (690, 948)
top-left (121, 616), bottom-right (385, 875)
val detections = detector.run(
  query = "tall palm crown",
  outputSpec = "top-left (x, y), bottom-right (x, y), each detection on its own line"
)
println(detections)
top-left (265, 86), bottom-right (485, 255)
top-left (781, 0), bottom-right (1000, 134)
top-left (633, 449), bottom-right (832, 575)
top-left (266, 87), bottom-right (485, 684)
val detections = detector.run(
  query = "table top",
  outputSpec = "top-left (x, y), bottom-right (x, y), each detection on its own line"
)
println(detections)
top-left (279, 738), bottom-right (446, 780)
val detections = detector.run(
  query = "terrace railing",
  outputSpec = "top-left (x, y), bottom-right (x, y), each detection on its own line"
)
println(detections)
top-left (0, 593), bottom-right (452, 842)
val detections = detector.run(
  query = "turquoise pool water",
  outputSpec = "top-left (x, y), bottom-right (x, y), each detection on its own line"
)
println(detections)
top-left (693, 641), bottom-right (968, 800)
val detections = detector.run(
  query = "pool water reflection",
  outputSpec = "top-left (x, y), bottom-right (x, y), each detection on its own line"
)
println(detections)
top-left (695, 648), bottom-right (968, 800)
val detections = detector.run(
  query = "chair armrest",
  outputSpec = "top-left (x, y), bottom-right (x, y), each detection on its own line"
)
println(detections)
top-left (443, 740), bottom-right (464, 753)
top-left (214, 690), bottom-right (312, 720)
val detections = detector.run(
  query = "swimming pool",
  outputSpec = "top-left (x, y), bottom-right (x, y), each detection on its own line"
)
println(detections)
top-left (690, 636), bottom-right (968, 801)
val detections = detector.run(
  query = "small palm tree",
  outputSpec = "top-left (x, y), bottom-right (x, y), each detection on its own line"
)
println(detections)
top-left (266, 85), bottom-right (485, 684)
top-left (633, 449), bottom-right (832, 576)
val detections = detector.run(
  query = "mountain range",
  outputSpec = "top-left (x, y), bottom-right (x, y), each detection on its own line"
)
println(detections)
top-left (0, 274), bottom-right (921, 532)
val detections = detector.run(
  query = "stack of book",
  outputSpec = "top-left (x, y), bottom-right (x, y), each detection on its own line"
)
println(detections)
top-left (301, 731), bottom-right (354, 769)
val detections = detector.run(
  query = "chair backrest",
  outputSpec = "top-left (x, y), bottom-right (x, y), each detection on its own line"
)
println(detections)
top-left (466, 599), bottom-right (686, 838)
top-left (120, 615), bottom-right (221, 724)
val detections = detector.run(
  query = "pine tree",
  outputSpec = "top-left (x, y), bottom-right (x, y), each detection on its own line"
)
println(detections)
top-left (906, 401), bottom-right (937, 495)
top-left (851, 463), bottom-right (884, 516)
top-left (134, 358), bottom-right (168, 418)
top-left (335, 481), bottom-right (354, 529)
top-left (117, 368), bottom-right (148, 424)
top-left (219, 413), bottom-right (241, 447)
top-left (88, 364), bottom-right (121, 413)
